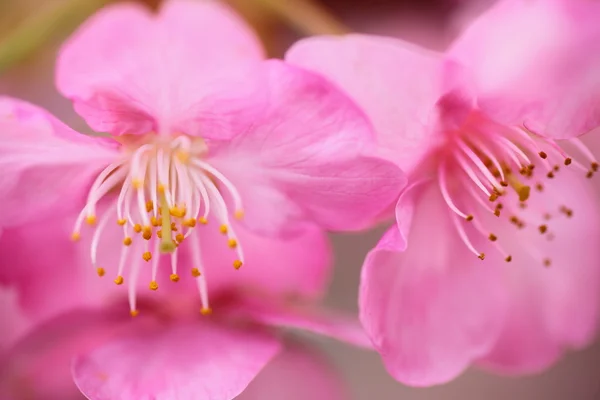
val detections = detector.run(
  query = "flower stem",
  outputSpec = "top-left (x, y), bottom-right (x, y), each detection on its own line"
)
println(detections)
top-left (252, 0), bottom-right (349, 35)
top-left (0, 0), bottom-right (108, 73)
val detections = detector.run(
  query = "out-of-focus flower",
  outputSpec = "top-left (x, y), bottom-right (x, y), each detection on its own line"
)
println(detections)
top-left (0, 0), bottom-right (405, 315)
top-left (287, 0), bottom-right (600, 386)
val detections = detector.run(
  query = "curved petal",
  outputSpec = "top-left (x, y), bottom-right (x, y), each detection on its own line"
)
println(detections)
top-left (56, 0), bottom-right (266, 138)
top-left (73, 320), bottom-right (281, 400)
top-left (0, 285), bottom-right (31, 350)
top-left (238, 341), bottom-right (347, 400)
top-left (475, 167), bottom-right (600, 373)
top-left (286, 34), bottom-right (447, 174)
top-left (0, 97), bottom-right (118, 228)
top-left (192, 222), bottom-right (333, 300)
top-left (209, 60), bottom-right (406, 235)
top-left (359, 183), bottom-right (508, 386)
top-left (450, 0), bottom-right (600, 139)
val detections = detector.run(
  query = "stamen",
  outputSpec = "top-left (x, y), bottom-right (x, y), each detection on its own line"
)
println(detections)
top-left (439, 161), bottom-right (473, 220)
top-left (158, 191), bottom-right (176, 253)
top-left (450, 213), bottom-right (485, 260)
top-left (505, 174), bottom-right (531, 202)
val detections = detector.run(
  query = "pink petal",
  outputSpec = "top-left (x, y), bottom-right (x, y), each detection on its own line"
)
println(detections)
top-left (286, 34), bottom-right (447, 174)
top-left (209, 60), bottom-right (406, 234)
top-left (226, 297), bottom-right (372, 349)
top-left (359, 183), bottom-right (508, 386)
top-left (0, 285), bottom-right (31, 350)
top-left (192, 222), bottom-right (333, 300)
top-left (56, 0), bottom-right (266, 138)
top-left (449, 0), bottom-right (600, 139)
top-left (0, 97), bottom-right (118, 228)
top-left (73, 320), bottom-right (281, 400)
top-left (476, 168), bottom-right (600, 373)
top-left (239, 342), bottom-right (347, 400)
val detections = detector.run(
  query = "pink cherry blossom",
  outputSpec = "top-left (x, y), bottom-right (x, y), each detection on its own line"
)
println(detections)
top-left (287, 0), bottom-right (600, 386)
top-left (0, 0), bottom-right (404, 316)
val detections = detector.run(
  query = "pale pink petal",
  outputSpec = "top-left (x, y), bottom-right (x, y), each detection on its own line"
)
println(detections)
top-left (209, 60), bottom-right (406, 235)
top-left (450, 0), bottom-right (600, 138)
top-left (0, 97), bottom-right (118, 227)
top-left (73, 320), bottom-right (281, 400)
top-left (286, 34), bottom-right (447, 173)
top-left (0, 308), bottom-right (129, 400)
top-left (190, 222), bottom-right (333, 300)
top-left (359, 183), bottom-right (508, 386)
top-left (56, 0), bottom-right (266, 138)
top-left (476, 168), bottom-right (600, 373)
top-left (225, 298), bottom-right (371, 349)
top-left (238, 342), bottom-right (347, 400)
top-left (0, 285), bottom-right (31, 350)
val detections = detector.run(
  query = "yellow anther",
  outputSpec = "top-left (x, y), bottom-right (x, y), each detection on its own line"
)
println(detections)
top-left (142, 251), bottom-right (152, 262)
top-left (183, 218), bottom-right (196, 228)
top-left (86, 215), bottom-right (97, 225)
top-left (170, 274), bottom-right (180, 282)
top-left (157, 183), bottom-right (166, 194)
top-left (142, 226), bottom-right (152, 240)
top-left (191, 268), bottom-right (201, 277)
top-left (539, 151), bottom-right (548, 159)
top-left (171, 222), bottom-right (178, 231)
top-left (198, 217), bottom-right (208, 225)
top-left (130, 310), bottom-right (139, 317)
top-left (564, 158), bottom-right (572, 166)
top-left (488, 193), bottom-right (498, 202)
top-left (149, 281), bottom-right (158, 291)
top-left (151, 216), bottom-right (161, 227)
top-left (132, 178), bottom-right (143, 189)
top-left (157, 230), bottom-right (163, 239)
top-left (169, 207), bottom-right (186, 218)
top-left (228, 238), bottom-right (238, 248)
top-left (134, 224), bottom-right (142, 233)
top-left (488, 234), bottom-right (498, 242)
top-left (96, 267), bottom-right (105, 277)
top-left (200, 307), bottom-right (213, 316)
top-left (234, 209), bottom-right (244, 220)
top-left (478, 253), bottom-right (485, 260)
top-left (233, 259), bottom-right (243, 270)
top-left (114, 275), bottom-right (124, 285)
top-left (175, 233), bottom-right (185, 243)
top-left (592, 162), bottom-right (599, 172)
top-left (146, 200), bottom-right (154, 213)
top-left (176, 150), bottom-right (190, 164)
top-left (465, 215), bottom-right (474, 222)
top-left (71, 232), bottom-right (81, 241)
top-left (505, 255), bottom-right (512, 262)
top-left (123, 237), bottom-right (133, 246)
top-left (117, 219), bottom-right (126, 226)
top-left (219, 224), bottom-right (228, 234)
top-left (539, 225), bottom-right (548, 234)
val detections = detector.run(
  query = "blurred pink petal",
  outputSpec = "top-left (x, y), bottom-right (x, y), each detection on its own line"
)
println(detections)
top-left (0, 285), bottom-right (30, 350)
top-left (209, 60), bottom-right (406, 235)
top-left (449, 0), bottom-right (600, 139)
top-left (239, 342), bottom-right (347, 400)
top-left (56, 0), bottom-right (265, 137)
top-left (0, 97), bottom-right (118, 228)
top-left (360, 184), bottom-right (508, 386)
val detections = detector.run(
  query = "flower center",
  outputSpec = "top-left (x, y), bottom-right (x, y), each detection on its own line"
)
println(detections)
top-left (437, 116), bottom-right (597, 265)
top-left (71, 135), bottom-right (244, 316)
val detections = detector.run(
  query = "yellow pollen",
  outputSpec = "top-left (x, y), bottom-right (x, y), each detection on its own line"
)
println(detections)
top-left (157, 230), bottom-right (163, 239)
top-left (157, 183), bottom-right (166, 194)
top-left (151, 216), bottom-right (161, 227)
top-left (142, 251), bottom-right (152, 262)
top-left (149, 281), bottom-right (158, 291)
top-left (123, 237), bottom-right (133, 246)
top-left (198, 217), bottom-right (208, 225)
top-left (233, 259), bottom-right (243, 269)
top-left (169, 206), bottom-right (186, 218)
top-left (175, 233), bottom-right (185, 243)
top-left (234, 209), bottom-right (244, 220)
top-left (96, 267), bottom-right (105, 277)
top-left (219, 224), bottom-right (228, 234)
top-left (117, 219), bottom-right (126, 226)
top-left (478, 253), bottom-right (485, 260)
top-left (228, 238), bottom-right (238, 248)
top-left (170, 274), bottom-right (180, 282)
top-left (86, 215), bottom-right (97, 225)
top-left (130, 310), bottom-right (139, 317)
top-left (488, 193), bottom-right (499, 202)
top-left (183, 218), bottom-right (196, 228)
top-left (159, 191), bottom-right (177, 253)
top-left (133, 224), bottom-right (142, 233)
top-left (506, 174), bottom-right (530, 202)
top-left (488, 234), bottom-right (497, 242)
top-left (146, 200), bottom-right (154, 213)
top-left (465, 215), bottom-right (474, 222)
top-left (71, 232), bottom-right (81, 241)
top-left (176, 150), bottom-right (190, 164)
top-left (505, 255), bottom-right (512, 262)
top-left (191, 268), bottom-right (201, 277)
top-left (132, 178), bottom-right (143, 189)
top-left (114, 275), bottom-right (124, 285)
top-left (171, 222), bottom-right (178, 231)
top-left (200, 307), bottom-right (213, 316)
top-left (142, 226), bottom-right (152, 240)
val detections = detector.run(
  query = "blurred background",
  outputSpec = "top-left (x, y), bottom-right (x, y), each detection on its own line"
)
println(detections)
top-left (0, 0), bottom-right (599, 399)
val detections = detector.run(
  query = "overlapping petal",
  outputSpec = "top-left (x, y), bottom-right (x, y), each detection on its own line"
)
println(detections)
top-left (0, 97), bottom-right (118, 228)
top-left (56, 0), bottom-right (266, 138)
top-left (450, 0), bottom-right (600, 139)
top-left (209, 60), bottom-right (406, 235)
